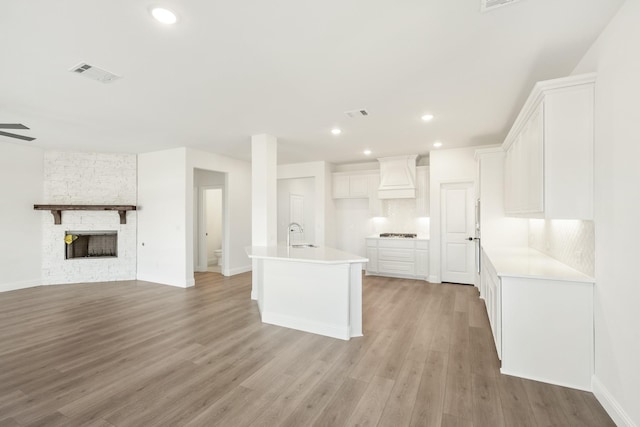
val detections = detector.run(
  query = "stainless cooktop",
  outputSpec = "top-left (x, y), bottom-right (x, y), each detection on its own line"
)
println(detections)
top-left (379, 233), bottom-right (417, 238)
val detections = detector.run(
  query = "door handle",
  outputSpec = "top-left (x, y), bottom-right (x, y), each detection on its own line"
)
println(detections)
top-left (467, 237), bottom-right (479, 241)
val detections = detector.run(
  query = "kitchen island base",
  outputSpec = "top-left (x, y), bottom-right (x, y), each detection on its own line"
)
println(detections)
top-left (248, 246), bottom-right (367, 341)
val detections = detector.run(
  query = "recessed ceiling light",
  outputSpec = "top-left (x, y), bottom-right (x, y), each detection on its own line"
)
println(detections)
top-left (151, 7), bottom-right (178, 24)
top-left (363, 149), bottom-right (372, 155)
top-left (433, 141), bottom-right (443, 148)
top-left (421, 114), bottom-right (434, 122)
top-left (331, 128), bottom-right (342, 135)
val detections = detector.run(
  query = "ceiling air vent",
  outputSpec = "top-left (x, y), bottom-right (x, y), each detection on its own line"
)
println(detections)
top-left (69, 62), bottom-right (121, 83)
top-left (345, 109), bottom-right (369, 118)
top-left (481, 0), bottom-right (521, 13)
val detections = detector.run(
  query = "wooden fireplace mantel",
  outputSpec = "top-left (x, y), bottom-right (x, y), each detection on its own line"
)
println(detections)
top-left (33, 205), bottom-right (137, 225)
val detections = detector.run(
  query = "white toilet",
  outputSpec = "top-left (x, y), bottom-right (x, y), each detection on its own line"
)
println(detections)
top-left (214, 249), bottom-right (223, 266)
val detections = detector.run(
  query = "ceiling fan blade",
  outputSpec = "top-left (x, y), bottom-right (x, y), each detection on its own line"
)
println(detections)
top-left (0, 124), bottom-right (29, 130)
top-left (0, 130), bottom-right (36, 141)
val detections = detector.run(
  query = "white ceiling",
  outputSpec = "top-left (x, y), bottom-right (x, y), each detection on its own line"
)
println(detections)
top-left (0, 0), bottom-right (623, 164)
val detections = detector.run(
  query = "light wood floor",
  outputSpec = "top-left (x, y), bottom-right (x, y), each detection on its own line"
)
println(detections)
top-left (0, 272), bottom-right (614, 427)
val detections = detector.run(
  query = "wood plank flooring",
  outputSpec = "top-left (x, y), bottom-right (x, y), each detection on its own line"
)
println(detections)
top-left (0, 273), bottom-right (614, 426)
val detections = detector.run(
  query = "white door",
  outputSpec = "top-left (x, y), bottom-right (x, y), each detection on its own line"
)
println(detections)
top-left (289, 193), bottom-right (304, 243)
top-left (441, 182), bottom-right (475, 284)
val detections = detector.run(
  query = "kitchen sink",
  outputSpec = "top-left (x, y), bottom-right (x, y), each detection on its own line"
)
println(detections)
top-left (292, 244), bottom-right (317, 248)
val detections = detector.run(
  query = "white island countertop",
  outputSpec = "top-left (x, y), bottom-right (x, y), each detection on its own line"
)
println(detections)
top-left (246, 245), bottom-right (368, 265)
top-left (483, 246), bottom-right (594, 283)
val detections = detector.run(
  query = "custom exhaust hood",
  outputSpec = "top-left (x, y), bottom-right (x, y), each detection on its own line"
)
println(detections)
top-left (377, 155), bottom-right (418, 199)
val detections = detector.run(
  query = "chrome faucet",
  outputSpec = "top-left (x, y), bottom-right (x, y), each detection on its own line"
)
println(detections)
top-left (287, 222), bottom-right (303, 247)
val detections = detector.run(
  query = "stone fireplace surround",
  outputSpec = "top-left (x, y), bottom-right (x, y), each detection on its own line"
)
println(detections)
top-left (41, 151), bottom-right (137, 285)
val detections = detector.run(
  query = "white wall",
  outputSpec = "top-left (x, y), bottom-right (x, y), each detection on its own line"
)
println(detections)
top-left (475, 148), bottom-right (528, 249)
top-left (334, 199), bottom-right (374, 258)
top-left (138, 147), bottom-right (251, 286)
top-left (429, 147), bottom-right (477, 283)
top-left (137, 148), bottom-right (189, 287)
top-left (42, 151), bottom-right (137, 285)
top-left (0, 142), bottom-right (43, 292)
top-left (186, 148), bottom-right (252, 277)
top-left (572, 2), bottom-right (640, 425)
top-left (277, 177), bottom-right (315, 244)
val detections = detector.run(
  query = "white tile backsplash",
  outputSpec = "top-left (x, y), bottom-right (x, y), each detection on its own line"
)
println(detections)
top-left (373, 199), bottom-right (430, 236)
top-left (528, 219), bottom-right (594, 277)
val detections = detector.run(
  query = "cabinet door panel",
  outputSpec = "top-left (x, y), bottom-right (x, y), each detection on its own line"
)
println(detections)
top-left (349, 175), bottom-right (369, 198)
top-left (366, 248), bottom-right (378, 273)
top-left (378, 261), bottom-right (415, 275)
top-left (527, 102), bottom-right (544, 212)
top-left (333, 175), bottom-right (350, 199)
top-left (416, 249), bottom-right (429, 278)
top-left (368, 174), bottom-right (383, 216)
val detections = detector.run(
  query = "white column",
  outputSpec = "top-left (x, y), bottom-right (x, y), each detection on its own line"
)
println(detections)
top-left (251, 134), bottom-right (277, 300)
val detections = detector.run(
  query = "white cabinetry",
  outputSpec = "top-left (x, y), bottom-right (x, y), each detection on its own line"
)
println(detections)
top-left (503, 73), bottom-right (595, 219)
top-left (332, 172), bottom-right (369, 199)
top-left (481, 247), bottom-right (594, 391)
top-left (481, 250), bottom-right (502, 358)
top-left (365, 238), bottom-right (429, 280)
top-left (368, 174), bottom-right (383, 216)
top-left (415, 240), bottom-right (429, 279)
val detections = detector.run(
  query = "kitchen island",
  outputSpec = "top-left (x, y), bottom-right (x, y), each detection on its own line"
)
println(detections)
top-left (246, 245), bottom-right (368, 340)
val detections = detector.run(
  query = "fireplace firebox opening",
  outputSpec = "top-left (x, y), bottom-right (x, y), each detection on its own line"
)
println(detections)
top-left (65, 231), bottom-right (118, 259)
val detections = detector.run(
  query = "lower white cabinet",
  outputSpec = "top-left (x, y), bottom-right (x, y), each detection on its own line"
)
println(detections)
top-left (481, 251), bottom-right (502, 359)
top-left (481, 248), bottom-right (594, 391)
top-left (365, 238), bottom-right (429, 280)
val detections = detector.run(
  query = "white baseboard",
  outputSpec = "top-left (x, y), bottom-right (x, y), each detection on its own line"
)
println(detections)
top-left (251, 290), bottom-right (258, 300)
top-left (0, 278), bottom-right (42, 293)
top-left (261, 311), bottom-right (350, 341)
top-left (500, 368), bottom-right (590, 392)
top-left (226, 265), bottom-right (252, 276)
top-left (365, 271), bottom-right (429, 281)
top-left (428, 274), bottom-right (441, 283)
top-left (592, 375), bottom-right (637, 427)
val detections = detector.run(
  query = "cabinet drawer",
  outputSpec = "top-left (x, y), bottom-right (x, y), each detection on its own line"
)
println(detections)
top-left (378, 239), bottom-right (415, 249)
top-left (378, 261), bottom-right (415, 275)
top-left (378, 248), bottom-right (414, 262)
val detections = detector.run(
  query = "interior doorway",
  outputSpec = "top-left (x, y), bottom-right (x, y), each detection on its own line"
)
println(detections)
top-left (194, 169), bottom-right (226, 275)
top-left (440, 181), bottom-right (475, 285)
top-left (204, 188), bottom-right (223, 272)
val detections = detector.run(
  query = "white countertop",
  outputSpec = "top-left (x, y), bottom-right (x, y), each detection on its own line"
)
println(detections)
top-left (246, 245), bottom-right (368, 265)
top-left (482, 246), bottom-right (594, 283)
top-left (366, 235), bottom-right (430, 240)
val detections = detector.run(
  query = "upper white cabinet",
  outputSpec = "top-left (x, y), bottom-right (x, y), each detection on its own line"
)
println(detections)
top-left (415, 166), bottom-right (430, 217)
top-left (332, 172), bottom-right (370, 199)
top-left (503, 73), bottom-right (595, 219)
top-left (368, 174), bottom-right (384, 216)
